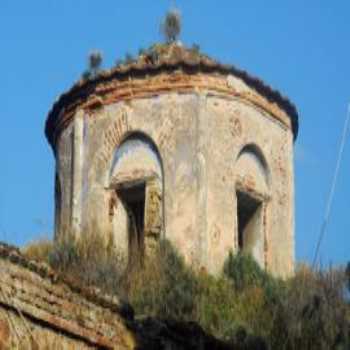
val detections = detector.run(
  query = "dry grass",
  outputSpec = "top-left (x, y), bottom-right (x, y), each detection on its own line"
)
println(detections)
top-left (21, 238), bottom-right (54, 262)
top-left (22, 237), bottom-right (350, 349)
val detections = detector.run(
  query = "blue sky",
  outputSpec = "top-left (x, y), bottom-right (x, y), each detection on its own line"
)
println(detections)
top-left (0, 1), bottom-right (349, 266)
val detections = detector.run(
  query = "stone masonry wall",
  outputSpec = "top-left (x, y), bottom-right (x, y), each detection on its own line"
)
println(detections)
top-left (0, 243), bottom-right (135, 349)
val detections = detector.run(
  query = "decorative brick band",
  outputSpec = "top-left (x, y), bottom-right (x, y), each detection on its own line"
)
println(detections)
top-left (46, 71), bottom-right (297, 152)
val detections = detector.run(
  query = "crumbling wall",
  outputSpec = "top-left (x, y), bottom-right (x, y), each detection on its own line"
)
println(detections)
top-left (0, 243), bottom-right (134, 349)
top-left (0, 243), bottom-right (238, 350)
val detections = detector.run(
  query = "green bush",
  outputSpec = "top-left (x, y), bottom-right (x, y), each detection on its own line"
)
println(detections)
top-left (22, 238), bottom-right (350, 349)
top-left (196, 272), bottom-right (237, 339)
top-left (223, 251), bottom-right (271, 291)
top-left (128, 240), bottom-right (197, 321)
top-left (276, 266), bottom-right (350, 350)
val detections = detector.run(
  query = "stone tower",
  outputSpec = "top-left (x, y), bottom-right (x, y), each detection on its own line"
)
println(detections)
top-left (45, 44), bottom-right (298, 277)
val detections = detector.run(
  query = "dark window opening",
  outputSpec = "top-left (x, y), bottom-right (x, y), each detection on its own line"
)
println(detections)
top-left (237, 191), bottom-right (262, 253)
top-left (118, 183), bottom-right (146, 266)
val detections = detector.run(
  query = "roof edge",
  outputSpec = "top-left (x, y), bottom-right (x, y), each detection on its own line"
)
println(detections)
top-left (45, 50), bottom-right (299, 149)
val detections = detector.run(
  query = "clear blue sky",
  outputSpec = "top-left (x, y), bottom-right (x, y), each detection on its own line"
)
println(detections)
top-left (1, 1), bottom-right (349, 266)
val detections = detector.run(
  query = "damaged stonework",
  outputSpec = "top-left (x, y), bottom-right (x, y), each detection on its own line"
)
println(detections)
top-left (0, 243), bottom-right (253, 350)
top-left (46, 44), bottom-right (298, 278)
top-left (0, 243), bottom-right (135, 349)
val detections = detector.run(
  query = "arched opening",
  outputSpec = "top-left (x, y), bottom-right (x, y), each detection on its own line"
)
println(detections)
top-left (235, 144), bottom-right (269, 268)
top-left (109, 133), bottom-right (163, 267)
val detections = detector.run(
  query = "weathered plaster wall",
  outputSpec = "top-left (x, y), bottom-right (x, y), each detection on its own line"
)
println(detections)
top-left (205, 96), bottom-right (294, 277)
top-left (54, 72), bottom-right (295, 277)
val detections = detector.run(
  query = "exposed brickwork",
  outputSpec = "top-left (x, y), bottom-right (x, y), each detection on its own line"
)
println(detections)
top-left (46, 72), bottom-right (296, 152)
top-left (95, 108), bottom-right (130, 171)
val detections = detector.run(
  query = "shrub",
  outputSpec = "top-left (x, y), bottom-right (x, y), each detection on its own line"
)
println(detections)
top-left (191, 43), bottom-right (201, 54)
top-left (22, 238), bottom-right (350, 349)
top-left (195, 272), bottom-right (237, 339)
top-left (124, 52), bottom-right (134, 65)
top-left (48, 235), bottom-right (79, 271)
top-left (269, 265), bottom-right (350, 350)
top-left (23, 233), bottom-right (125, 296)
top-left (88, 50), bottom-right (103, 75)
top-left (55, 233), bottom-right (124, 295)
top-left (160, 9), bottom-right (181, 43)
top-left (223, 251), bottom-right (273, 291)
top-left (21, 238), bottom-right (54, 262)
top-left (127, 240), bottom-right (197, 321)
top-left (81, 50), bottom-right (103, 80)
top-left (81, 70), bottom-right (91, 80)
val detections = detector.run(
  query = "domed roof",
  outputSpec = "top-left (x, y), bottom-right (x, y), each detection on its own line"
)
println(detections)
top-left (45, 43), bottom-right (298, 150)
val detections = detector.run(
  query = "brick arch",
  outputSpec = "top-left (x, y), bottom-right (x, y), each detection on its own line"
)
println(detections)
top-left (92, 108), bottom-right (131, 187)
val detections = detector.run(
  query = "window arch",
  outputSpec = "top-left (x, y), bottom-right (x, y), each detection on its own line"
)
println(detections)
top-left (109, 132), bottom-right (164, 267)
top-left (110, 132), bottom-right (162, 186)
top-left (235, 143), bottom-right (270, 269)
top-left (236, 143), bottom-right (270, 189)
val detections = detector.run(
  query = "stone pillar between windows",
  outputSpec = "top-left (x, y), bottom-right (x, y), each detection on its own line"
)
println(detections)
top-left (71, 110), bottom-right (84, 238)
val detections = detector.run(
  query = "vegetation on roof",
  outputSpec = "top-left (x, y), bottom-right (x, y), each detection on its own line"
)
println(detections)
top-left (160, 8), bottom-right (182, 43)
top-left (80, 9), bottom-right (205, 80)
top-left (80, 42), bottom-right (209, 82)
top-left (82, 50), bottom-right (103, 80)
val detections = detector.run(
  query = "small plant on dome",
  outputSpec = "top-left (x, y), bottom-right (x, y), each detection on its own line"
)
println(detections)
top-left (124, 52), bottom-right (134, 64)
top-left (82, 50), bottom-right (103, 80)
top-left (191, 43), bottom-right (200, 55)
top-left (160, 8), bottom-right (182, 44)
top-left (138, 47), bottom-right (146, 56)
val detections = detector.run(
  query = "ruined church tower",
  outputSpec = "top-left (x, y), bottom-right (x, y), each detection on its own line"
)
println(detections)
top-left (45, 44), bottom-right (298, 278)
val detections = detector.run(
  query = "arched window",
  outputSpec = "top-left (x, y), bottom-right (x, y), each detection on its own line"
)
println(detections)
top-left (235, 144), bottom-right (270, 267)
top-left (109, 133), bottom-right (163, 267)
